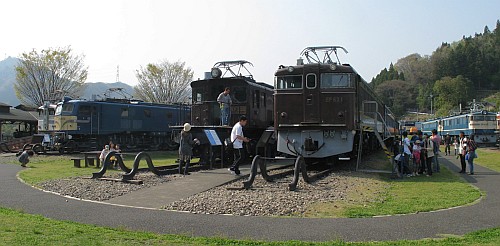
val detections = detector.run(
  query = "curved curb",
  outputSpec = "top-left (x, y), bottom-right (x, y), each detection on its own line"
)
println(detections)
top-left (2, 156), bottom-right (499, 242)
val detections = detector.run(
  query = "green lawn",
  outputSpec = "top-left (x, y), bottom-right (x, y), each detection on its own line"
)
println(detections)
top-left (5, 151), bottom-right (182, 185)
top-left (475, 148), bottom-right (500, 172)
top-left (0, 207), bottom-right (498, 246)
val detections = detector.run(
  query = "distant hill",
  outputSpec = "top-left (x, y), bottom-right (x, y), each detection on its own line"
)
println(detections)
top-left (0, 57), bottom-right (135, 106)
top-left (0, 57), bottom-right (21, 106)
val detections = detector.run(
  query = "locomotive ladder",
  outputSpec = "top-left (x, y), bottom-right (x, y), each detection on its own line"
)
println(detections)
top-left (357, 101), bottom-right (398, 177)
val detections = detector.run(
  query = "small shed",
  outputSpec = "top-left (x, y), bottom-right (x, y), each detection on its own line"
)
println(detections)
top-left (0, 102), bottom-right (38, 141)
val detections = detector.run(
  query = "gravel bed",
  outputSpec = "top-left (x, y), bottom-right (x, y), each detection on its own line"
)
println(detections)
top-left (163, 170), bottom-right (386, 217)
top-left (37, 167), bottom-right (386, 217)
top-left (38, 171), bottom-right (182, 201)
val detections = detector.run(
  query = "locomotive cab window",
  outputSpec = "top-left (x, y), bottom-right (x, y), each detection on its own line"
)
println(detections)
top-left (320, 73), bottom-right (352, 88)
top-left (275, 75), bottom-right (302, 89)
top-left (306, 74), bottom-right (316, 89)
top-left (61, 103), bottom-right (74, 113)
top-left (232, 86), bottom-right (247, 103)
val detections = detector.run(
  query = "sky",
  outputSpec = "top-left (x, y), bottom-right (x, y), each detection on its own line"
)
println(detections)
top-left (1, 0), bottom-right (499, 87)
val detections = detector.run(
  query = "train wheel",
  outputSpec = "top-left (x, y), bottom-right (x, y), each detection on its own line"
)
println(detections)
top-left (22, 143), bottom-right (31, 151)
top-left (32, 144), bottom-right (43, 154)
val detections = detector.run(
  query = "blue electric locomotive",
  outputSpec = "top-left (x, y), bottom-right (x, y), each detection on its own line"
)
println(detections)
top-left (420, 110), bottom-right (497, 146)
top-left (38, 97), bottom-right (190, 152)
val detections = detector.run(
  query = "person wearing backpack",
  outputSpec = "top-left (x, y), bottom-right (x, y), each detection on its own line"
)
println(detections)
top-left (466, 134), bottom-right (478, 175)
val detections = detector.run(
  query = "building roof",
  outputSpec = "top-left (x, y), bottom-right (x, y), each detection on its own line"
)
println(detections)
top-left (0, 103), bottom-right (38, 123)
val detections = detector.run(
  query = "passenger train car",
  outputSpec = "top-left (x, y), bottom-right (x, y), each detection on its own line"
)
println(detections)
top-left (420, 110), bottom-right (498, 146)
top-left (274, 46), bottom-right (397, 160)
top-left (37, 97), bottom-right (190, 152)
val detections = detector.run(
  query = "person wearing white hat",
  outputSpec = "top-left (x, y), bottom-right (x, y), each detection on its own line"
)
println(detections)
top-left (178, 123), bottom-right (199, 175)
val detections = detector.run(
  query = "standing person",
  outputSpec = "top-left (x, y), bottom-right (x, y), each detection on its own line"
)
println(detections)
top-left (401, 131), bottom-right (412, 176)
top-left (453, 136), bottom-right (459, 156)
top-left (217, 87), bottom-right (232, 125)
top-left (18, 150), bottom-right (34, 167)
top-left (423, 134), bottom-right (434, 176)
top-left (417, 130), bottom-right (426, 175)
top-left (444, 133), bottom-right (451, 156)
top-left (229, 115), bottom-right (250, 175)
top-left (412, 140), bottom-right (422, 176)
top-left (458, 131), bottom-right (468, 173)
top-left (467, 134), bottom-right (478, 175)
top-left (431, 129), bottom-right (441, 172)
top-left (178, 123), bottom-right (199, 175)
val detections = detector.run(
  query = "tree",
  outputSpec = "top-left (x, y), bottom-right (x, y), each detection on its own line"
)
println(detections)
top-left (433, 75), bottom-right (474, 116)
top-left (14, 46), bottom-right (88, 106)
top-left (374, 79), bottom-right (417, 117)
top-left (134, 60), bottom-right (193, 104)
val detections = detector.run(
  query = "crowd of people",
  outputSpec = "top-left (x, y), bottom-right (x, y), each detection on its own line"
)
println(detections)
top-left (394, 129), bottom-right (478, 177)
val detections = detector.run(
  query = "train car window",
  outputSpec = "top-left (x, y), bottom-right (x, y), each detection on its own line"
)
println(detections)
top-left (275, 75), bottom-right (303, 89)
top-left (121, 108), bottom-right (129, 118)
top-left (62, 104), bottom-right (74, 113)
top-left (253, 90), bottom-right (260, 108)
top-left (144, 109), bottom-right (151, 118)
top-left (320, 73), bottom-right (351, 88)
top-left (79, 105), bottom-right (91, 116)
top-left (263, 93), bottom-right (266, 108)
top-left (193, 89), bottom-right (203, 103)
top-left (306, 74), bottom-right (316, 89)
top-left (486, 116), bottom-right (495, 121)
top-left (233, 87), bottom-right (247, 103)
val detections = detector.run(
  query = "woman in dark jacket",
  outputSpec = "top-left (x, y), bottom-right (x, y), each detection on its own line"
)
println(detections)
top-left (467, 134), bottom-right (478, 175)
top-left (178, 123), bottom-right (199, 175)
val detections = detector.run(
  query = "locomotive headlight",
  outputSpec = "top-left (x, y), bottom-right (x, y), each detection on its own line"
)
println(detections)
top-left (330, 64), bottom-right (337, 70)
top-left (211, 68), bottom-right (222, 78)
top-left (280, 112), bottom-right (288, 118)
top-left (287, 66), bottom-right (294, 72)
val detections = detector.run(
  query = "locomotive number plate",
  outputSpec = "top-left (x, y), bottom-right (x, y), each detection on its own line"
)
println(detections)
top-left (325, 96), bottom-right (343, 103)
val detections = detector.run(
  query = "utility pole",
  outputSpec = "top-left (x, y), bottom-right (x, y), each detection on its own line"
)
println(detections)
top-left (116, 65), bottom-right (120, 82)
top-left (430, 94), bottom-right (434, 115)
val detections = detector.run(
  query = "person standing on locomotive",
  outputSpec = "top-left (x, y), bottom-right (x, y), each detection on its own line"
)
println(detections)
top-left (229, 115), bottom-right (250, 176)
top-left (217, 87), bottom-right (232, 125)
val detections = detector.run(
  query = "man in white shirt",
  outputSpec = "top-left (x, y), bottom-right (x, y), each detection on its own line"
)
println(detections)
top-left (217, 87), bottom-right (232, 125)
top-left (229, 115), bottom-right (250, 175)
top-left (401, 131), bottom-right (412, 176)
top-left (458, 131), bottom-right (468, 173)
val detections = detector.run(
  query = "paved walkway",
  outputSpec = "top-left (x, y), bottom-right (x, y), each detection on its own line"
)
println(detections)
top-left (0, 155), bottom-right (499, 242)
top-left (106, 161), bottom-right (289, 208)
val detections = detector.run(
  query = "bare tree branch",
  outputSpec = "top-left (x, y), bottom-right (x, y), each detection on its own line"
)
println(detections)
top-left (134, 60), bottom-right (193, 104)
top-left (14, 46), bottom-right (88, 106)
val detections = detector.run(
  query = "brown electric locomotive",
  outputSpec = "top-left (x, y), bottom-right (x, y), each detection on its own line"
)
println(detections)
top-left (274, 46), bottom-right (396, 160)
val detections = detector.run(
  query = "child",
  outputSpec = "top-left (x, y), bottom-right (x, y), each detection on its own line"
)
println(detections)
top-left (99, 145), bottom-right (110, 166)
top-left (18, 150), bottom-right (35, 167)
top-left (412, 140), bottom-right (422, 176)
top-left (453, 136), bottom-right (459, 156)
